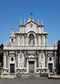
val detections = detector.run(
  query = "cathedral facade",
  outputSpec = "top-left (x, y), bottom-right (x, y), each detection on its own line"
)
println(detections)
top-left (2, 17), bottom-right (57, 78)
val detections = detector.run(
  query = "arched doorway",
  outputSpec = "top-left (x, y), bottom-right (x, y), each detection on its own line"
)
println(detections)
top-left (27, 55), bottom-right (36, 73)
top-left (29, 61), bottom-right (34, 73)
top-left (10, 64), bottom-right (15, 73)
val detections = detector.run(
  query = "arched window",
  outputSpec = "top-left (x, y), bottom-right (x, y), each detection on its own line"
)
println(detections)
top-left (49, 57), bottom-right (52, 61)
top-left (11, 38), bottom-right (13, 42)
top-left (29, 34), bottom-right (34, 40)
top-left (11, 57), bottom-right (14, 61)
top-left (29, 34), bottom-right (34, 46)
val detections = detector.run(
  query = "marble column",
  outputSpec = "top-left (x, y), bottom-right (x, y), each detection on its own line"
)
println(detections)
top-left (22, 53), bottom-right (24, 67)
top-left (45, 35), bottom-right (48, 46)
top-left (16, 51), bottom-right (18, 68)
top-left (38, 36), bottom-right (41, 46)
top-left (18, 35), bottom-right (20, 46)
top-left (6, 52), bottom-right (8, 68)
top-left (39, 53), bottom-right (41, 68)
top-left (18, 53), bottom-right (20, 68)
top-left (27, 36), bottom-right (29, 46)
top-left (43, 35), bottom-right (45, 46)
top-left (3, 52), bottom-right (6, 71)
top-left (27, 59), bottom-right (29, 73)
top-left (41, 35), bottom-right (43, 46)
top-left (54, 50), bottom-right (57, 70)
top-left (34, 59), bottom-right (36, 73)
top-left (45, 51), bottom-right (48, 67)
top-left (35, 36), bottom-right (37, 46)
top-left (23, 36), bottom-right (24, 46)
top-left (4, 53), bottom-right (6, 69)
top-left (25, 36), bottom-right (28, 46)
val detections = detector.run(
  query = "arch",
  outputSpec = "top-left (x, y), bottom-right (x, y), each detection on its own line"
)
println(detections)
top-left (27, 31), bottom-right (36, 37)
top-left (29, 34), bottom-right (35, 46)
top-left (29, 34), bottom-right (34, 40)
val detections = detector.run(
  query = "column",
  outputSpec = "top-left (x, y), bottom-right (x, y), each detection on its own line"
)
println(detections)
top-left (23, 36), bottom-right (24, 46)
top-left (22, 53), bottom-right (25, 67)
top-left (25, 36), bottom-right (28, 46)
top-left (38, 36), bottom-right (41, 46)
top-left (35, 36), bottom-right (37, 46)
top-left (18, 35), bottom-right (20, 46)
top-left (22, 36), bottom-right (24, 46)
top-left (24, 35), bottom-right (26, 46)
top-left (18, 53), bottom-right (20, 68)
top-left (43, 35), bottom-right (45, 46)
top-left (45, 51), bottom-right (48, 67)
top-left (24, 51), bottom-right (26, 67)
top-left (39, 53), bottom-right (41, 68)
top-left (41, 35), bottom-right (43, 46)
top-left (16, 51), bottom-right (18, 68)
top-left (45, 35), bottom-right (48, 46)
top-left (34, 59), bottom-right (36, 73)
top-left (4, 53), bottom-right (6, 69)
top-left (54, 50), bottom-right (57, 70)
top-left (27, 59), bottom-right (29, 73)
top-left (19, 51), bottom-right (22, 68)
top-left (3, 52), bottom-right (6, 72)
top-left (6, 52), bottom-right (8, 68)
top-left (27, 36), bottom-right (29, 46)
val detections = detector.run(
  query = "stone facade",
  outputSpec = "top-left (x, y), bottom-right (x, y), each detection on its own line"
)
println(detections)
top-left (2, 17), bottom-right (57, 78)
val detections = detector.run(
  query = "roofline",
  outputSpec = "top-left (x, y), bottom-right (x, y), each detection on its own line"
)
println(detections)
top-left (19, 20), bottom-right (44, 28)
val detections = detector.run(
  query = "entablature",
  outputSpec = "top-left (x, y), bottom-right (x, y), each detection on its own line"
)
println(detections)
top-left (4, 46), bottom-right (57, 51)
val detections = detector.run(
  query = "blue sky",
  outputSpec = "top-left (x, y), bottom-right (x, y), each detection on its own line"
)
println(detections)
top-left (0, 0), bottom-right (60, 44)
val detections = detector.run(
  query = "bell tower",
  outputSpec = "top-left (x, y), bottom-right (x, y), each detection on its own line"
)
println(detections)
top-left (10, 28), bottom-right (15, 45)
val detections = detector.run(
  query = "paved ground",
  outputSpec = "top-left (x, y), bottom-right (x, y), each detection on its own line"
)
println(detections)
top-left (0, 77), bottom-right (60, 84)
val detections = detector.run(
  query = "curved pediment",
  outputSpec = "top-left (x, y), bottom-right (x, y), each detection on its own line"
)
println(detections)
top-left (28, 55), bottom-right (36, 59)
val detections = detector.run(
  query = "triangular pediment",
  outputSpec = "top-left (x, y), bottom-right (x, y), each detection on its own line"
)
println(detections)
top-left (19, 17), bottom-right (44, 28)
top-left (26, 20), bottom-right (38, 26)
top-left (26, 17), bottom-right (38, 26)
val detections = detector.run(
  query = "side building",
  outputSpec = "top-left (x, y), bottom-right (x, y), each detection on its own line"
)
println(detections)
top-left (2, 17), bottom-right (57, 78)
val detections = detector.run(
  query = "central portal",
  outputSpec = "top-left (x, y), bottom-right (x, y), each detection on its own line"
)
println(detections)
top-left (29, 61), bottom-right (34, 73)
top-left (10, 64), bottom-right (15, 73)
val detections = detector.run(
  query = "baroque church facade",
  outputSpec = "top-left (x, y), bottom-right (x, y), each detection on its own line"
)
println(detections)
top-left (2, 17), bottom-right (57, 78)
